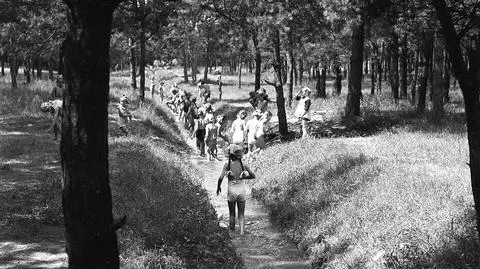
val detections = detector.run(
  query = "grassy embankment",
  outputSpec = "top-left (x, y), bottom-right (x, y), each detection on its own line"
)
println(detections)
top-left (247, 80), bottom-right (480, 268)
top-left (0, 74), bottom-right (243, 268)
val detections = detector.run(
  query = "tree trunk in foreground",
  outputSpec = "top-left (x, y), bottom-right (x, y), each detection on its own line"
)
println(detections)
top-left (400, 34), bottom-right (408, 98)
top-left (10, 54), bottom-right (18, 88)
top-left (183, 48), bottom-right (189, 83)
top-left (1, 52), bottom-right (5, 76)
top-left (61, 1), bottom-right (120, 267)
top-left (433, 0), bottom-right (480, 240)
top-left (139, 15), bottom-right (146, 102)
top-left (417, 31), bottom-right (433, 113)
top-left (345, 18), bottom-right (365, 118)
top-left (316, 67), bottom-right (326, 98)
top-left (271, 29), bottom-right (288, 137)
top-left (432, 33), bottom-right (445, 123)
top-left (335, 64), bottom-right (342, 95)
top-left (390, 33), bottom-right (400, 103)
top-left (286, 32), bottom-right (294, 108)
top-left (129, 38), bottom-right (137, 90)
top-left (253, 32), bottom-right (261, 92)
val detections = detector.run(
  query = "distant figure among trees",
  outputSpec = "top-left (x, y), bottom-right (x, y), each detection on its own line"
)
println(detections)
top-left (117, 95), bottom-right (132, 135)
top-left (294, 86), bottom-right (312, 139)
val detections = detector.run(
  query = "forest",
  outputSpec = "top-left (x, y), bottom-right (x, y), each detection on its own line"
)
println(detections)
top-left (1, 0), bottom-right (480, 268)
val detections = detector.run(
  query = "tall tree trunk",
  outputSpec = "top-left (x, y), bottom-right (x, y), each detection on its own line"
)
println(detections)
top-left (335, 64), bottom-right (342, 95)
top-left (370, 60), bottom-right (375, 95)
top-left (390, 33), bottom-right (400, 103)
top-left (48, 58), bottom-right (55, 81)
top-left (443, 48), bottom-right (451, 103)
top-left (345, 19), bottom-right (365, 117)
top-left (286, 31), bottom-right (294, 108)
top-left (378, 41), bottom-right (384, 93)
top-left (400, 34), bottom-right (408, 98)
top-left (238, 56), bottom-right (242, 88)
top-left (299, 58), bottom-right (304, 85)
top-left (129, 38), bottom-right (137, 89)
top-left (203, 65), bottom-right (208, 82)
top-left (24, 59), bottom-right (31, 84)
top-left (36, 57), bottom-right (42, 79)
top-left (411, 41), bottom-right (421, 104)
top-left (253, 32), bottom-right (261, 92)
top-left (61, 1), bottom-right (120, 268)
top-left (417, 31), bottom-right (433, 113)
top-left (139, 16), bottom-right (146, 102)
top-left (183, 48), bottom-right (189, 82)
top-left (1, 52), bottom-right (5, 76)
top-left (433, 0), bottom-right (480, 240)
top-left (270, 29), bottom-right (288, 137)
top-left (316, 66), bottom-right (326, 98)
top-left (10, 54), bottom-right (19, 88)
top-left (432, 33), bottom-right (445, 123)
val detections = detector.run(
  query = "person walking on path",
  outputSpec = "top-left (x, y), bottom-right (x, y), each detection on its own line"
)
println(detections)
top-left (117, 95), bottom-right (132, 136)
top-left (147, 59), bottom-right (162, 100)
top-left (198, 80), bottom-right (211, 104)
top-left (231, 110), bottom-right (247, 148)
top-left (256, 88), bottom-right (270, 113)
top-left (216, 144), bottom-right (256, 235)
top-left (204, 114), bottom-right (219, 161)
top-left (253, 111), bottom-right (273, 153)
top-left (246, 109), bottom-right (261, 155)
top-left (191, 110), bottom-right (206, 157)
top-left (294, 86), bottom-right (312, 139)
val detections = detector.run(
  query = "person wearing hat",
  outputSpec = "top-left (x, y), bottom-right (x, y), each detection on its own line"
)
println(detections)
top-left (256, 88), bottom-right (270, 113)
top-left (191, 110), bottom-right (206, 157)
top-left (294, 86), bottom-right (312, 139)
top-left (246, 109), bottom-right (262, 155)
top-left (166, 83), bottom-right (179, 114)
top-left (204, 114), bottom-right (219, 161)
top-left (197, 80), bottom-right (211, 104)
top-left (216, 144), bottom-right (256, 235)
top-left (117, 95), bottom-right (132, 136)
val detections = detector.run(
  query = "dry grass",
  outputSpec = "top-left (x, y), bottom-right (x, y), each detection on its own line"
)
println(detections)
top-left (245, 78), bottom-right (478, 268)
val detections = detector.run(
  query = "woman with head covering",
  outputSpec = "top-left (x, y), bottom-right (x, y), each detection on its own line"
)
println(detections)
top-left (294, 86), bottom-right (312, 139)
top-left (216, 144), bottom-right (256, 235)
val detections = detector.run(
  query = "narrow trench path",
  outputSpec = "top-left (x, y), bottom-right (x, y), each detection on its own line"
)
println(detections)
top-left (186, 139), bottom-right (311, 268)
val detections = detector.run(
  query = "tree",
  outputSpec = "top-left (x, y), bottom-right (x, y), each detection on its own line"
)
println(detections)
top-left (431, 0), bottom-right (480, 239)
top-left (61, 0), bottom-right (122, 267)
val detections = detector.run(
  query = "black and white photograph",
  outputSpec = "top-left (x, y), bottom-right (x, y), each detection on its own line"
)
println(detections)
top-left (1, 0), bottom-right (480, 268)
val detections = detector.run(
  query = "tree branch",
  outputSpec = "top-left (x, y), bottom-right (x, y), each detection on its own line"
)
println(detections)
top-left (264, 79), bottom-right (276, 86)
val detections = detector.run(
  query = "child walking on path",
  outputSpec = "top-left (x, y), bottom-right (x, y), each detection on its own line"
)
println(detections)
top-left (294, 86), bottom-right (312, 139)
top-left (191, 111), bottom-right (206, 157)
top-left (231, 110), bottom-right (247, 147)
top-left (117, 95), bottom-right (132, 135)
top-left (204, 114), bottom-right (219, 161)
top-left (246, 109), bottom-right (261, 154)
top-left (216, 144), bottom-right (255, 235)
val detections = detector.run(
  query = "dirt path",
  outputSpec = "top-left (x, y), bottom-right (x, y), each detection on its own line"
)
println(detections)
top-left (188, 143), bottom-right (310, 269)
top-left (0, 115), bottom-right (67, 269)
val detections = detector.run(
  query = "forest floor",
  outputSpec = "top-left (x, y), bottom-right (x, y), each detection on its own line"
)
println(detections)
top-left (0, 113), bottom-right (67, 268)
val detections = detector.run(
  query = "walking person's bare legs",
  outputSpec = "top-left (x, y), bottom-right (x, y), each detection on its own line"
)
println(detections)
top-left (228, 201), bottom-right (236, 231)
top-left (237, 201), bottom-right (246, 235)
top-left (301, 119), bottom-right (309, 139)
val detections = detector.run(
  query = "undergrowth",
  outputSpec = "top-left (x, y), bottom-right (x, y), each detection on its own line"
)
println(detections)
top-left (250, 131), bottom-right (479, 268)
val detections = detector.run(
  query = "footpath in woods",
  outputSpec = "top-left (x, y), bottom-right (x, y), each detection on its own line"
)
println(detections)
top-left (174, 96), bottom-right (311, 268)
top-left (189, 152), bottom-right (311, 269)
